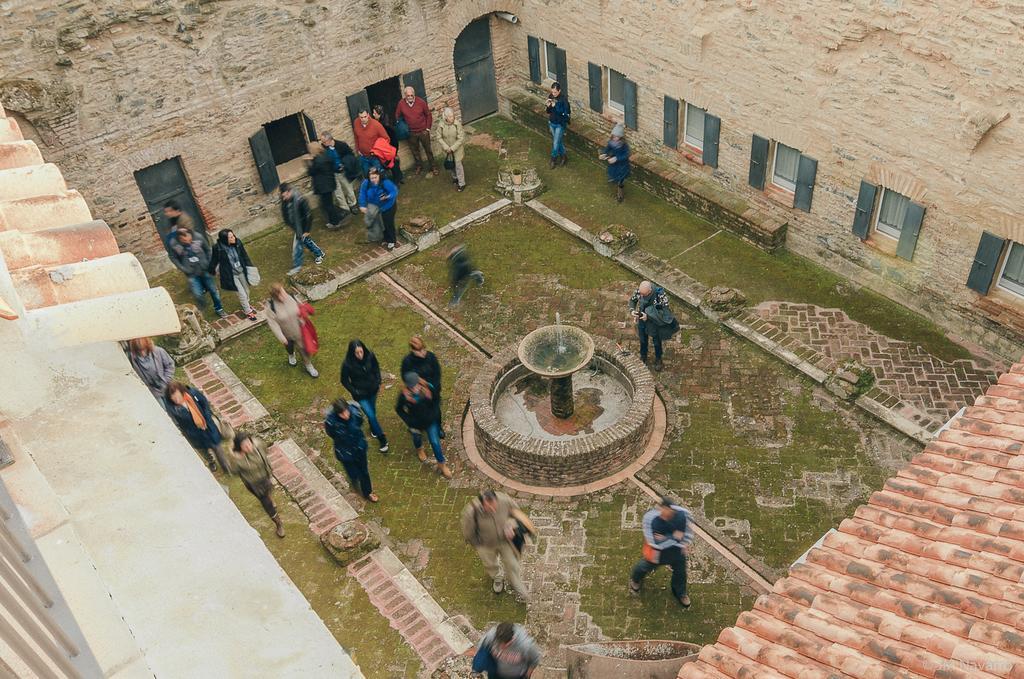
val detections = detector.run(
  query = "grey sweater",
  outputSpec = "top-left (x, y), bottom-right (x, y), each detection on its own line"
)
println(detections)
top-left (479, 624), bottom-right (541, 678)
top-left (129, 347), bottom-right (176, 398)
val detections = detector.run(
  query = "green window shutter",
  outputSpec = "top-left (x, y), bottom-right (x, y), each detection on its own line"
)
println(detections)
top-left (624, 78), bottom-right (638, 130)
top-left (588, 63), bottom-right (603, 113)
top-left (302, 113), bottom-right (317, 143)
top-left (748, 135), bottom-right (769, 189)
top-left (895, 201), bottom-right (925, 260)
top-left (852, 180), bottom-right (878, 239)
top-left (345, 90), bottom-right (370, 122)
top-left (402, 69), bottom-right (426, 99)
top-left (554, 47), bottom-right (568, 95)
top-left (527, 36), bottom-right (541, 84)
top-left (703, 113), bottom-right (721, 168)
top-left (663, 96), bottom-right (679, 148)
top-left (248, 128), bottom-right (279, 194)
top-left (967, 231), bottom-right (1007, 293)
top-left (793, 154), bottom-right (817, 212)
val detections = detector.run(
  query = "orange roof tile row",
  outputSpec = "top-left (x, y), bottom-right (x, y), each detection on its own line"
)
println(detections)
top-left (679, 362), bottom-right (1024, 679)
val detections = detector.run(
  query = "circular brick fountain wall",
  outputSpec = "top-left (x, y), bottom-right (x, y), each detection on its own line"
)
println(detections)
top-left (468, 336), bottom-right (655, 487)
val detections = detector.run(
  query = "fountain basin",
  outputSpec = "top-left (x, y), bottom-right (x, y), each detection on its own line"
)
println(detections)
top-left (517, 324), bottom-right (595, 378)
top-left (469, 336), bottom-right (655, 487)
top-left (565, 640), bottom-right (700, 678)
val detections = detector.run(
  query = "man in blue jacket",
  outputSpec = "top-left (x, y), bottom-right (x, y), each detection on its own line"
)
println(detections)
top-left (629, 495), bottom-right (693, 608)
top-left (545, 81), bottom-right (571, 168)
top-left (324, 399), bottom-right (378, 502)
top-left (358, 167), bottom-right (399, 250)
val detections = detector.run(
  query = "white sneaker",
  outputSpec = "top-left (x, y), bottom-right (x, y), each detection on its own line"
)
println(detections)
top-left (492, 579), bottom-right (504, 593)
top-left (288, 353), bottom-right (297, 366)
top-left (287, 267), bottom-right (301, 276)
top-left (306, 365), bottom-right (319, 378)
top-left (315, 255), bottom-right (325, 265)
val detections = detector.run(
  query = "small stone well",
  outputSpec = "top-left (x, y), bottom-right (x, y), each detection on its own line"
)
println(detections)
top-left (469, 336), bottom-right (655, 487)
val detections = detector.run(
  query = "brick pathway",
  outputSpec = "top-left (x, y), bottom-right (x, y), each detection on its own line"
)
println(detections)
top-left (208, 300), bottom-right (266, 342)
top-left (267, 439), bottom-right (357, 535)
top-left (751, 302), bottom-right (1004, 423)
top-left (183, 353), bottom-right (269, 429)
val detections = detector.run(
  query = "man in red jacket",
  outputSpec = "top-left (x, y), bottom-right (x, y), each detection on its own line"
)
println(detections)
top-left (395, 86), bottom-right (435, 176)
top-left (352, 108), bottom-right (390, 176)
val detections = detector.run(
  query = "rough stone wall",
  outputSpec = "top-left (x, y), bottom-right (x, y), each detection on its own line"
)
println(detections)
top-left (503, 1), bottom-right (1024, 355)
top-left (0, 0), bottom-right (520, 272)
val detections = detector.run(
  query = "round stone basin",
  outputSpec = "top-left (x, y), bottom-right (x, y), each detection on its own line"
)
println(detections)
top-left (518, 324), bottom-right (595, 378)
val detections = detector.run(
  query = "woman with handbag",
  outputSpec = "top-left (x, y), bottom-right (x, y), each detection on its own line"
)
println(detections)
top-left (210, 229), bottom-right (259, 321)
top-left (265, 282), bottom-right (320, 378)
top-left (434, 107), bottom-right (466, 192)
top-left (165, 380), bottom-right (225, 472)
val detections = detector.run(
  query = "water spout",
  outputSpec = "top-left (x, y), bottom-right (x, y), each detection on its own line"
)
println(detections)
top-left (555, 312), bottom-right (566, 354)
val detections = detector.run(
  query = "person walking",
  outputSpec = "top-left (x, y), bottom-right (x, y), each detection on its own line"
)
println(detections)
top-left (280, 183), bottom-right (325, 276)
top-left (265, 282), bottom-right (319, 378)
top-left (629, 496), bottom-right (693, 608)
top-left (127, 337), bottom-right (175, 405)
top-left (599, 123), bottom-right (631, 203)
top-left (394, 86), bottom-right (435, 175)
top-left (358, 167), bottom-right (399, 250)
top-left (545, 81), bottom-right (571, 168)
top-left (210, 229), bottom-right (258, 321)
top-left (472, 622), bottom-right (542, 679)
top-left (165, 380), bottom-right (224, 471)
top-left (628, 280), bottom-right (679, 372)
top-left (307, 142), bottom-right (346, 230)
top-left (341, 339), bottom-right (389, 453)
top-left (162, 200), bottom-right (201, 248)
top-left (460, 490), bottom-right (533, 600)
top-left (352, 108), bottom-right (390, 176)
top-left (401, 335), bottom-right (444, 436)
top-left (224, 432), bottom-right (285, 537)
top-left (168, 226), bottom-right (226, 317)
top-left (372, 105), bottom-right (404, 184)
top-left (434, 107), bottom-right (466, 192)
top-left (447, 244), bottom-right (484, 306)
top-left (325, 399), bottom-right (379, 502)
top-left (395, 372), bottom-right (451, 478)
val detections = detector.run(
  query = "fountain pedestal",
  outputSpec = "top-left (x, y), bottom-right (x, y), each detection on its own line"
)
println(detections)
top-left (517, 324), bottom-right (595, 420)
top-left (550, 375), bottom-right (575, 418)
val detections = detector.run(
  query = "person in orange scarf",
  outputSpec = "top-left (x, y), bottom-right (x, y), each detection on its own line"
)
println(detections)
top-left (165, 381), bottom-right (223, 471)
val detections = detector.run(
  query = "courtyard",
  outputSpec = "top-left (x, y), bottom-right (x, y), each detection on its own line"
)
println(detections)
top-left (152, 115), bottom-right (1002, 677)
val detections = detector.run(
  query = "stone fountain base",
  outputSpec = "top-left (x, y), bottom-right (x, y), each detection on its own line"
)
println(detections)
top-left (495, 168), bottom-right (543, 204)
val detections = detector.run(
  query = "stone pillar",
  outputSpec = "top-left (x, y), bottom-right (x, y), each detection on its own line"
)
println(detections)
top-left (550, 374), bottom-right (574, 419)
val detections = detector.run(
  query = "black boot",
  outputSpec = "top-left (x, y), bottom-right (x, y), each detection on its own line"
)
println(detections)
top-left (549, 156), bottom-right (557, 169)
top-left (379, 434), bottom-right (389, 453)
top-left (616, 185), bottom-right (624, 203)
top-left (560, 152), bottom-right (568, 166)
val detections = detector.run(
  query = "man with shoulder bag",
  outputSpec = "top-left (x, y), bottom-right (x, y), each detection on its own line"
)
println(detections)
top-left (460, 490), bottom-right (535, 601)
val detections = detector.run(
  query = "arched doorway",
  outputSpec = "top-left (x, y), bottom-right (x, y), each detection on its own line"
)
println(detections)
top-left (454, 17), bottom-right (499, 122)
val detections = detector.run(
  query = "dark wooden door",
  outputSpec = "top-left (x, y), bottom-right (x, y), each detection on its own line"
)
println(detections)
top-left (453, 17), bottom-right (498, 122)
top-left (134, 157), bottom-right (204, 248)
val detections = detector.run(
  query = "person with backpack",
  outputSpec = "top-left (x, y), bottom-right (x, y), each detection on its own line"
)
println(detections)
top-left (460, 490), bottom-right (533, 600)
top-left (265, 282), bottom-right (319, 378)
top-left (628, 280), bottom-right (679, 372)
top-left (223, 432), bottom-right (285, 537)
top-left (165, 380), bottom-right (224, 472)
top-left (629, 496), bottom-right (693, 608)
top-left (167, 226), bottom-right (226, 318)
top-left (340, 339), bottom-right (389, 453)
top-left (394, 372), bottom-right (451, 478)
top-left (358, 167), bottom-right (399, 250)
top-left (472, 622), bottom-right (542, 678)
top-left (324, 399), bottom-right (378, 502)
top-left (545, 81), bottom-right (571, 168)
top-left (210, 229), bottom-right (258, 321)
top-left (280, 183), bottom-right (325, 276)
top-left (372, 105), bottom-right (404, 184)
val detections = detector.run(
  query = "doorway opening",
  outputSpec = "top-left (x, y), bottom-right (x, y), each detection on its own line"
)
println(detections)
top-left (454, 16), bottom-right (499, 122)
top-left (262, 113), bottom-right (317, 181)
top-left (134, 157), bottom-right (204, 249)
top-left (366, 76), bottom-right (402, 124)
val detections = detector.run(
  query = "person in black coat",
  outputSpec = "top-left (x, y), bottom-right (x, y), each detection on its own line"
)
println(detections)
top-left (395, 372), bottom-right (451, 479)
top-left (340, 339), bottom-right (388, 452)
top-left (400, 335), bottom-right (445, 437)
top-left (325, 400), bottom-right (378, 502)
top-left (210, 229), bottom-right (258, 321)
top-left (165, 381), bottom-right (224, 471)
top-left (280, 183), bottom-right (326, 276)
top-left (372, 105), bottom-right (404, 185)
top-left (307, 142), bottom-right (347, 229)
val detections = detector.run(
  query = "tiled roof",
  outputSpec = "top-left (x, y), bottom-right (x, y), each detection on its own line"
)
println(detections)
top-left (680, 364), bottom-right (1024, 679)
top-left (0, 102), bottom-right (178, 342)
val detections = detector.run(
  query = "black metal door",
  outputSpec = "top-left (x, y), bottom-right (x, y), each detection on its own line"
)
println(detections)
top-left (134, 157), bottom-right (204, 247)
top-left (454, 17), bottom-right (498, 122)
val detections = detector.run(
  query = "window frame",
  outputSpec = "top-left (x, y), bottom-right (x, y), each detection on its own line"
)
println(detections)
top-left (770, 142), bottom-right (799, 192)
top-left (997, 241), bottom-right (1024, 298)
top-left (873, 187), bottom-right (909, 241)
top-left (607, 68), bottom-right (626, 113)
top-left (542, 40), bottom-right (558, 82)
top-left (683, 103), bottom-right (705, 150)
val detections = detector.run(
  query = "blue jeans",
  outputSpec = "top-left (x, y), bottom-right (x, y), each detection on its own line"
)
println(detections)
top-left (637, 320), bottom-right (662, 361)
top-left (187, 273), bottom-right (223, 312)
top-left (549, 122), bottom-right (566, 158)
top-left (360, 155), bottom-right (382, 176)
top-left (357, 395), bottom-right (385, 439)
top-left (292, 234), bottom-right (324, 268)
top-left (410, 422), bottom-right (444, 463)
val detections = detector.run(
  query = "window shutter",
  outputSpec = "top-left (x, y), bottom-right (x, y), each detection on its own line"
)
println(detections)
top-left (624, 78), bottom-right (638, 130)
top-left (588, 63), bottom-right (603, 113)
top-left (302, 113), bottom-right (317, 143)
top-left (345, 90), bottom-right (370, 122)
top-left (554, 47), bottom-right (568, 95)
top-left (852, 181), bottom-right (878, 239)
top-left (248, 128), bottom-right (279, 194)
top-left (402, 69), bottom-right (426, 99)
top-left (967, 231), bottom-right (1007, 293)
top-left (527, 36), bottom-right (541, 84)
top-left (663, 96), bottom-right (679, 149)
top-left (703, 113), bottom-right (721, 168)
top-left (748, 135), bottom-right (769, 190)
top-left (895, 201), bottom-right (925, 261)
top-left (793, 154), bottom-right (817, 212)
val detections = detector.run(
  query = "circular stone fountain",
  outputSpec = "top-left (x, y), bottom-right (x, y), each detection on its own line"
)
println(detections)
top-left (468, 326), bottom-right (658, 489)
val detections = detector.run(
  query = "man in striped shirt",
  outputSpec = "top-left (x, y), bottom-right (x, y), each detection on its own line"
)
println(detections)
top-left (629, 495), bottom-right (693, 608)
